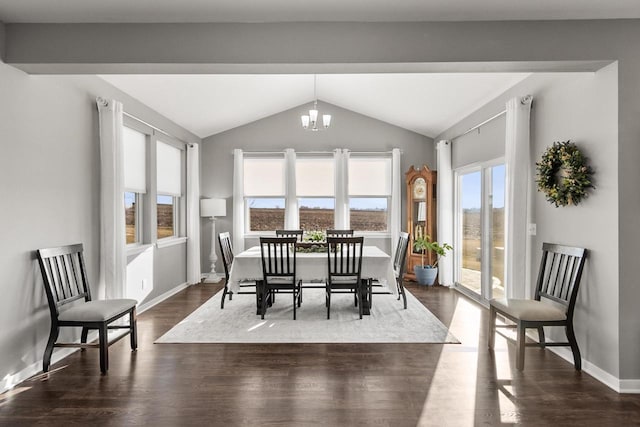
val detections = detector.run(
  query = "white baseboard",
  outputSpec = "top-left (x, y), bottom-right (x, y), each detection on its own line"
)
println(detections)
top-left (137, 281), bottom-right (191, 314)
top-left (1, 282), bottom-right (191, 395)
top-left (525, 331), bottom-right (639, 394)
top-left (0, 331), bottom-right (98, 395)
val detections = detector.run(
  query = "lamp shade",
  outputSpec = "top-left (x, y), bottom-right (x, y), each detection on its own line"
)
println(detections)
top-left (200, 198), bottom-right (226, 217)
top-left (417, 202), bottom-right (426, 222)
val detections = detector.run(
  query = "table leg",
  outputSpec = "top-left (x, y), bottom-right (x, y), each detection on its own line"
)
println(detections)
top-left (360, 279), bottom-right (371, 316)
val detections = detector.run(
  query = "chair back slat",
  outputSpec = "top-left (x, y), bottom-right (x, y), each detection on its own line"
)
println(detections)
top-left (275, 229), bottom-right (304, 242)
top-left (393, 232), bottom-right (410, 277)
top-left (260, 237), bottom-right (297, 283)
top-left (37, 244), bottom-right (91, 316)
top-left (326, 229), bottom-right (354, 238)
top-left (218, 232), bottom-right (235, 281)
top-left (535, 243), bottom-right (587, 313)
top-left (327, 237), bottom-right (364, 283)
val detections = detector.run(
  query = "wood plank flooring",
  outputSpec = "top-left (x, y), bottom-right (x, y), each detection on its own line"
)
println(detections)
top-left (1, 283), bottom-right (640, 426)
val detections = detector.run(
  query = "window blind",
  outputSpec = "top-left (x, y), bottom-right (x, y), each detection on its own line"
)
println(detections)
top-left (123, 126), bottom-right (146, 193)
top-left (157, 141), bottom-right (182, 197)
top-left (348, 157), bottom-right (392, 196)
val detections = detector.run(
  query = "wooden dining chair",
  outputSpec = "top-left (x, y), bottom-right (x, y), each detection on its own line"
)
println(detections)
top-left (393, 232), bottom-right (411, 309)
top-left (259, 237), bottom-right (302, 320)
top-left (326, 229), bottom-right (354, 237)
top-left (36, 244), bottom-right (138, 374)
top-left (326, 236), bottom-right (367, 319)
top-left (275, 229), bottom-right (304, 242)
top-left (488, 243), bottom-right (588, 371)
top-left (218, 232), bottom-right (257, 309)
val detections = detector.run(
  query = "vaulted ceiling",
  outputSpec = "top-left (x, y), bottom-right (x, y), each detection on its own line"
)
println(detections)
top-left (100, 73), bottom-right (530, 138)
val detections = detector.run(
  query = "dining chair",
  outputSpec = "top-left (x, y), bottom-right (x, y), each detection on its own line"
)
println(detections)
top-left (393, 231), bottom-right (411, 309)
top-left (326, 229), bottom-right (354, 237)
top-left (36, 243), bottom-right (137, 374)
top-left (488, 243), bottom-right (588, 371)
top-left (218, 232), bottom-right (257, 309)
top-left (259, 237), bottom-right (302, 320)
top-left (275, 229), bottom-right (304, 242)
top-left (326, 236), bottom-right (367, 319)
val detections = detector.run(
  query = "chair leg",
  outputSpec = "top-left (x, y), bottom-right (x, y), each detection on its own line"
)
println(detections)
top-left (293, 287), bottom-right (297, 320)
top-left (261, 286), bottom-right (268, 320)
top-left (488, 306), bottom-right (497, 350)
top-left (326, 288), bottom-right (331, 319)
top-left (228, 290), bottom-right (233, 301)
top-left (130, 309), bottom-right (138, 351)
top-left (516, 322), bottom-right (526, 371)
top-left (398, 279), bottom-right (407, 309)
top-left (358, 284), bottom-right (363, 319)
top-left (43, 325), bottom-right (59, 373)
top-left (566, 322), bottom-right (582, 371)
top-left (368, 279), bottom-right (373, 309)
top-left (354, 290), bottom-right (357, 307)
top-left (298, 284), bottom-right (303, 307)
top-left (537, 326), bottom-right (546, 349)
top-left (80, 327), bottom-right (89, 352)
top-left (220, 286), bottom-right (229, 309)
top-left (98, 324), bottom-right (109, 374)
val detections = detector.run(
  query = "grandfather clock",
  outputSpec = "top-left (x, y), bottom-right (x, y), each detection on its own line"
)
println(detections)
top-left (405, 165), bottom-right (437, 281)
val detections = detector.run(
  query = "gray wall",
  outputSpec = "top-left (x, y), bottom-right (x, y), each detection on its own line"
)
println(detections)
top-left (436, 66), bottom-right (619, 377)
top-left (200, 101), bottom-right (434, 272)
top-left (0, 61), bottom-right (199, 391)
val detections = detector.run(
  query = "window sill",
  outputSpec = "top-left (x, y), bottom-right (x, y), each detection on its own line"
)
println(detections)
top-left (355, 232), bottom-right (391, 239)
top-left (126, 243), bottom-right (153, 256)
top-left (156, 236), bottom-right (188, 249)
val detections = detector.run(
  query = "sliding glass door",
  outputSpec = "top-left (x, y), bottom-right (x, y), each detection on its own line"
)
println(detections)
top-left (455, 161), bottom-right (506, 302)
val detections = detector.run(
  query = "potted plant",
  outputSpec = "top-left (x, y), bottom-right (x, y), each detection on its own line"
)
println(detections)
top-left (413, 235), bottom-right (453, 286)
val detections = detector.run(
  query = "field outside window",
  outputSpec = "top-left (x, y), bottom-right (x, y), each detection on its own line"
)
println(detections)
top-left (157, 194), bottom-right (176, 239)
top-left (247, 198), bottom-right (285, 231)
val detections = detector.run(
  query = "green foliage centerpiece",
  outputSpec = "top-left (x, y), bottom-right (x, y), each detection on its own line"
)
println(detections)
top-left (413, 235), bottom-right (452, 286)
top-left (297, 230), bottom-right (327, 253)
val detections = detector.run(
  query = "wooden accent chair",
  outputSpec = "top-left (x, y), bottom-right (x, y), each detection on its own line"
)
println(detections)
top-left (259, 237), bottom-right (302, 320)
top-left (326, 236), bottom-right (368, 319)
top-left (218, 232), bottom-right (257, 309)
top-left (36, 244), bottom-right (137, 374)
top-left (326, 229), bottom-right (354, 237)
top-left (488, 243), bottom-right (588, 371)
top-left (275, 229), bottom-right (304, 242)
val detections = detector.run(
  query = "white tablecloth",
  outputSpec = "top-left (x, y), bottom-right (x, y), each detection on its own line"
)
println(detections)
top-left (228, 246), bottom-right (398, 296)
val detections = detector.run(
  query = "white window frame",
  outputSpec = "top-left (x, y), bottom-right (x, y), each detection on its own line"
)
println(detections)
top-left (296, 154), bottom-right (335, 231)
top-left (244, 196), bottom-right (286, 235)
top-left (123, 118), bottom-right (151, 250)
top-left (155, 135), bottom-right (185, 244)
top-left (243, 154), bottom-right (286, 235)
top-left (453, 157), bottom-right (506, 304)
top-left (124, 191), bottom-right (144, 246)
top-left (347, 154), bottom-right (392, 235)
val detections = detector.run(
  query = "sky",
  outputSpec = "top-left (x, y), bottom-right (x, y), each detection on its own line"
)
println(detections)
top-left (460, 164), bottom-right (505, 209)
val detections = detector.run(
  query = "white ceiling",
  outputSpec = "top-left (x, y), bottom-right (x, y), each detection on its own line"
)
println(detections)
top-left (1, 0), bottom-right (639, 22)
top-left (100, 73), bottom-right (530, 138)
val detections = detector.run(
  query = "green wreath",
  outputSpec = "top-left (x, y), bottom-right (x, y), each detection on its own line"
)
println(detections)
top-left (535, 141), bottom-right (594, 207)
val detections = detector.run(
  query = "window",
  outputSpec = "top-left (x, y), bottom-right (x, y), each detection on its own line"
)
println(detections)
top-left (244, 156), bottom-right (285, 231)
top-left (296, 156), bottom-right (335, 230)
top-left (123, 126), bottom-right (147, 244)
top-left (348, 156), bottom-right (391, 232)
top-left (157, 141), bottom-right (182, 239)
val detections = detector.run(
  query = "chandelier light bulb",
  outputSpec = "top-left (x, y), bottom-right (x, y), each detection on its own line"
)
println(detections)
top-left (301, 115), bottom-right (310, 129)
top-left (323, 114), bottom-right (332, 128)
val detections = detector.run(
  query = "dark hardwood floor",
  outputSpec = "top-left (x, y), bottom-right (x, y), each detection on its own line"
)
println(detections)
top-left (2, 283), bottom-right (640, 426)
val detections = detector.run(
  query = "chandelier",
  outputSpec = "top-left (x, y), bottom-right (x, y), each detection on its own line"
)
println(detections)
top-left (301, 75), bottom-right (331, 131)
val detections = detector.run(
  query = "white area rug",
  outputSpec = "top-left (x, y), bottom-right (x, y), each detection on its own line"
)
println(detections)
top-left (156, 288), bottom-right (459, 344)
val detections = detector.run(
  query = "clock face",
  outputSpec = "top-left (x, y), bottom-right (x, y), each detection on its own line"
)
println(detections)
top-left (413, 177), bottom-right (426, 199)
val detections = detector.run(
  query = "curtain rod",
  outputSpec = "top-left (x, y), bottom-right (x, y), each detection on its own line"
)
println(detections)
top-left (123, 112), bottom-right (193, 147)
top-left (450, 95), bottom-right (533, 142)
top-left (450, 110), bottom-right (506, 141)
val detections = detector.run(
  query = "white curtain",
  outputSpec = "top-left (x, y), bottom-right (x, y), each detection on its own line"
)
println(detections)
top-left (436, 140), bottom-right (454, 287)
top-left (334, 149), bottom-right (349, 229)
top-left (96, 97), bottom-right (126, 300)
top-left (186, 143), bottom-right (201, 284)
top-left (504, 95), bottom-right (533, 299)
top-left (232, 149), bottom-right (245, 252)
top-left (390, 148), bottom-right (402, 255)
top-left (284, 148), bottom-right (299, 229)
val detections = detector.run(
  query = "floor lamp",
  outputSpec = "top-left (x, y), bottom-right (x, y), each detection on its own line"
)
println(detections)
top-left (200, 198), bottom-right (227, 283)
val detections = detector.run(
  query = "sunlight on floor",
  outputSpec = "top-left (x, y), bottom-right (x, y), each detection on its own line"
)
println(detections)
top-left (416, 296), bottom-right (516, 426)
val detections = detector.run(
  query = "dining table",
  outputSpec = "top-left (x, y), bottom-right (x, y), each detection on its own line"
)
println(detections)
top-left (227, 245), bottom-right (398, 315)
